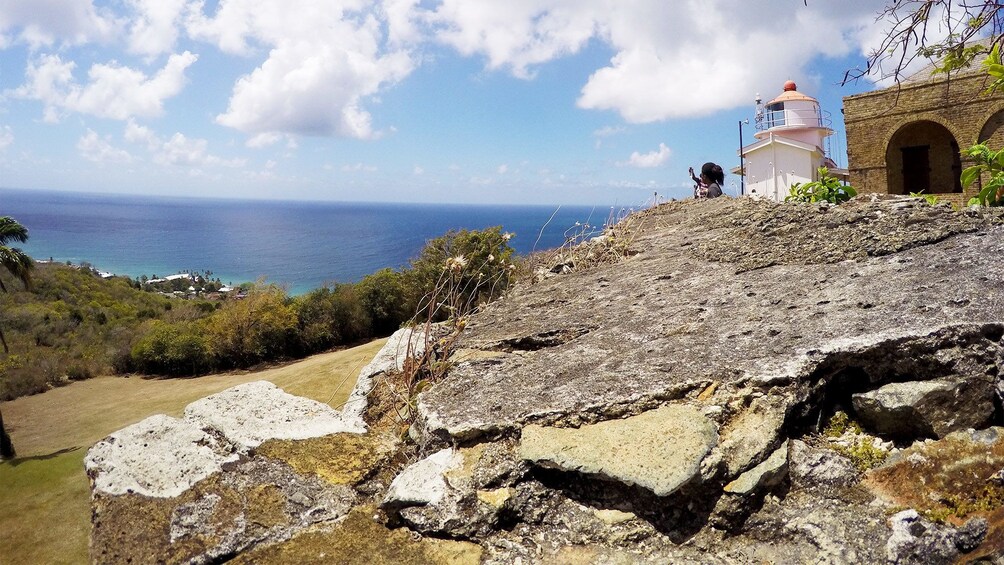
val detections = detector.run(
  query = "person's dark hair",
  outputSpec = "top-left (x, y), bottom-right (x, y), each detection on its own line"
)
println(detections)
top-left (712, 164), bottom-right (725, 185)
top-left (701, 162), bottom-right (725, 185)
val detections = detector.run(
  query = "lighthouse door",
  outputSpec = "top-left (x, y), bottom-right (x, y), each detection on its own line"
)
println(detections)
top-left (901, 145), bottom-right (930, 194)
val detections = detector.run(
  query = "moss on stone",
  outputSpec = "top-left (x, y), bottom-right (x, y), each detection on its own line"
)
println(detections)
top-left (256, 433), bottom-right (398, 486)
top-left (231, 505), bottom-right (482, 565)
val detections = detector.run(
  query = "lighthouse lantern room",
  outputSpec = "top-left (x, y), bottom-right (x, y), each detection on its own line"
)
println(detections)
top-left (735, 80), bottom-right (848, 201)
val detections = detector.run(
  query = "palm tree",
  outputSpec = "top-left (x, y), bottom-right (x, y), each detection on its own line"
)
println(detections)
top-left (0, 215), bottom-right (34, 460)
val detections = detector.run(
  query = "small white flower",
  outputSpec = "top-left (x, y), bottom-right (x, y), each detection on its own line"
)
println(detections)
top-left (488, 254), bottom-right (495, 262)
top-left (502, 232), bottom-right (514, 241)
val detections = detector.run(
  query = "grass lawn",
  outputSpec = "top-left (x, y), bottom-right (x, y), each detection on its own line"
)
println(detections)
top-left (0, 338), bottom-right (387, 565)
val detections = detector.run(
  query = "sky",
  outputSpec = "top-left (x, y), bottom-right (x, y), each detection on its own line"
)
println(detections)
top-left (0, 1), bottom-right (948, 205)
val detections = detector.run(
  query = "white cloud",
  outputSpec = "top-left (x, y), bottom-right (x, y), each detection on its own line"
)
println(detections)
top-left (187, 1), bottom-right (416, 139)
top-left (0, 0), bottom-right (120, 49)
top-left (123, 119), bottom-right (243, 167)
top-left (246, 132), bottom-right (283, 148)
top-left (12, 51), bottom-right (197, 122)
top-left (341, 162), bottom-right (377, 172)
top-left (593, 125), bottom-right (625, 138)
top-left (0, 125), bottom-right (13, 151)
top-left (619, 142), bottom-right (670, 168)
top-left (124, 0), bottom-right (193, 57)
top-left (413, 165), bottom-right (424, 175)
top-left (497, 164), bottom-right (508, 174)
top-left (430, 0), bottom-right (596, 79)
top-left (77, 129), bottom-right (132, 163)
top-left (427, 0), bottom-right (880, 121)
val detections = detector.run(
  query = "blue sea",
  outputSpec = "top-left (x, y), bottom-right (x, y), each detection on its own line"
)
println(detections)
top-left (0, 188), bottom-right (632, 295)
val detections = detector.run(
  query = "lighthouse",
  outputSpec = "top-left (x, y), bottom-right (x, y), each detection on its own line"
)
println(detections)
top-left (735, 81), bottom-right (847, 201)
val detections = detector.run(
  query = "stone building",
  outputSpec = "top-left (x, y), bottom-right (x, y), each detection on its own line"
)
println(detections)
top-left (843, 60), bottom-right (1004, 205)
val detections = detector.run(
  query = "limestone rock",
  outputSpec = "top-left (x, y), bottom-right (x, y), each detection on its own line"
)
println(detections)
top-left (885, 510), bottom-right (986, 565)
top-left (724, 441), bottom-right (788, 496)
top-left (254, 432), bottom-right (399, 486)
top-left (417, 198), bottom-right (1004, 443)
top-left (719, 394), bottom-right (788, 476)
top-left (342, 326), bottom-right (434, 423)
top-left (90, 458), bottom-right (357, 565)
top-left (851, 376), bottom-right (996, 439)
top-left (231, 506), bottom-right (482, 565)
top-left (788, 440), bottom-right (858, 491)
top-left (519, 405), bottom-right (718, 497)
top-left (384, 448), bottom-right (461, 508)
top-left (184, 381), bottom-right (364, 451)
top-left (384, 445), bottom-right (522, 538)
top-left (85, 414), bottom-right (238, 498)
top-left (865, 427), bottom-right (1004, 559)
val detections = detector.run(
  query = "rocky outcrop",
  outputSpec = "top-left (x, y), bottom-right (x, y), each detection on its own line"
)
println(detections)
top-left (88, 196), bottom-right (1004, 563)
top-left (85, 381), bottom-right (380, 563)
top-left (519, 405), bottom-right (718, 497)
top-left (851, 376), bottom-right (996, 438)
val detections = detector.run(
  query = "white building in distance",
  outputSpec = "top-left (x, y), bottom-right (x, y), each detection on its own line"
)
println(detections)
top-left (735, 81), bottom-right (848, 201)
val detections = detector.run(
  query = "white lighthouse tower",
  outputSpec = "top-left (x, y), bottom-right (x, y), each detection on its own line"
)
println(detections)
top-left (735, 80), bottom-right (847, 201)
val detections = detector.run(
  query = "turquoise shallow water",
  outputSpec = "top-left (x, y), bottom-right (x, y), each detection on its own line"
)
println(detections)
top-left (0, 188), bottom-right (626, 295)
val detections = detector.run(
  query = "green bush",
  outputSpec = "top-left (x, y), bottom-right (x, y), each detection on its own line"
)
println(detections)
top-left (406, 226), bottom-right (515, 320)
top-left (130, 320), bottom-right (211, 375)
top-left (786, 167), bottom-right (857, 204)
top-left (961, 143), bottom-right (1004, 207)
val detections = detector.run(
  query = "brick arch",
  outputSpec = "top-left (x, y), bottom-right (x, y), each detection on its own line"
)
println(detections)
top-left (977, 104), bottom-right (1004, 148)
top-left (885, 119), bottom-right (962, 195)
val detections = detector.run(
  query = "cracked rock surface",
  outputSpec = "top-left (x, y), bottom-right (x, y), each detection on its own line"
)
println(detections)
top-left (418, 196), bottom-right (1004, 442)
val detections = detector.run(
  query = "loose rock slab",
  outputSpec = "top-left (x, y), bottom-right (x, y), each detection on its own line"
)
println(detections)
top-left (185, 381), bottom-right (365, 450)
top-left (519, 404), bottom-right (718, 496)
top-left (852, 377), bottom-right (995, 438)
top-left (85, 414), bottom-right (238, 498)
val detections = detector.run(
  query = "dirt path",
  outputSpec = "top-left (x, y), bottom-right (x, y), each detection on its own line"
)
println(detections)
top-left (0, 339), bottom-right (387, 565)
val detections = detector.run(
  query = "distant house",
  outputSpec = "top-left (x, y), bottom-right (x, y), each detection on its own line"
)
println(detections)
top-left (842, 50), bottom-right (1004, 205)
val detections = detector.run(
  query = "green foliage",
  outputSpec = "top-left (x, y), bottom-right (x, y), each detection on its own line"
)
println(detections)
top-left (833, 437), bottom-right (889, 471)
top-left (3, 226), bottom-right (519, 386)
top-left (294, 284), bottom-right (372, 353)
top-left (981, 43), bottom-right (1004, 95)
top-left (785, 167), bottom-right (858, 204)
top-left (130, 320), bottom-right (210, 375)
top-left (0, 262), bottom-right (179, 398)
top-left (823, 411), bottom-right (863, 438)
top-left (908, 191), bottom-right (941, 206)
top-left (203, 284), bottom-right (298, 369)
top-left (407, 226), bottom-right (515, 321)
top-left (961, 143), bottom-right (1004, 207)
top-left (356, 269), bottom-right (412, 336)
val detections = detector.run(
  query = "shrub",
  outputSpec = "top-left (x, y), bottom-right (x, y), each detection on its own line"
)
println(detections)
top-left (961, 143), bottom-right (1004, 207)
top-left (203, 284), bottom-right (298, 368)
top-left (130, 320), bottom-right (211, 375)
top-left (406, 226), bottom-right (515, 321)
top-left (785, 167), bottom-right (857, 204)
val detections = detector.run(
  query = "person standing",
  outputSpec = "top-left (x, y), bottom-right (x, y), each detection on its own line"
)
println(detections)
top-left (689, 166), bottom-right (709, 198)
top-left (700, 162), bottom-right (724, 198)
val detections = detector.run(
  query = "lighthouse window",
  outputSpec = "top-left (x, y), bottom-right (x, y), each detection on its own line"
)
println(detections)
top-left (765, 102), bottom-right (785, 128)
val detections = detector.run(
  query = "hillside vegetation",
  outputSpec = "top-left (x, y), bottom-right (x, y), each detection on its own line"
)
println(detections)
top-left (0, 226), bottom-right (516, 401)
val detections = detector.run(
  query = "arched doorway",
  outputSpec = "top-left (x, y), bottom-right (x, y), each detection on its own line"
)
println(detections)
top-left (885, 121), bottom-right (962, 194)
top-left (978, 109), bottom-right (1004, 147)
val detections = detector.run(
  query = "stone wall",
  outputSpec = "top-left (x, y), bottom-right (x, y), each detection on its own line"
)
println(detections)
top-left (843, 70), bottom-right (1004, 205)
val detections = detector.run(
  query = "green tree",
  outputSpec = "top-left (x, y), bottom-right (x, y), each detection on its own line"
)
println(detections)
top-left (0, 215), bottom-right (34, 459)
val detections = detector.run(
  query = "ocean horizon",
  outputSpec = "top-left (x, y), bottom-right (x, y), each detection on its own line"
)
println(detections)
top-left (0, 187), bottom-right (641, 295)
